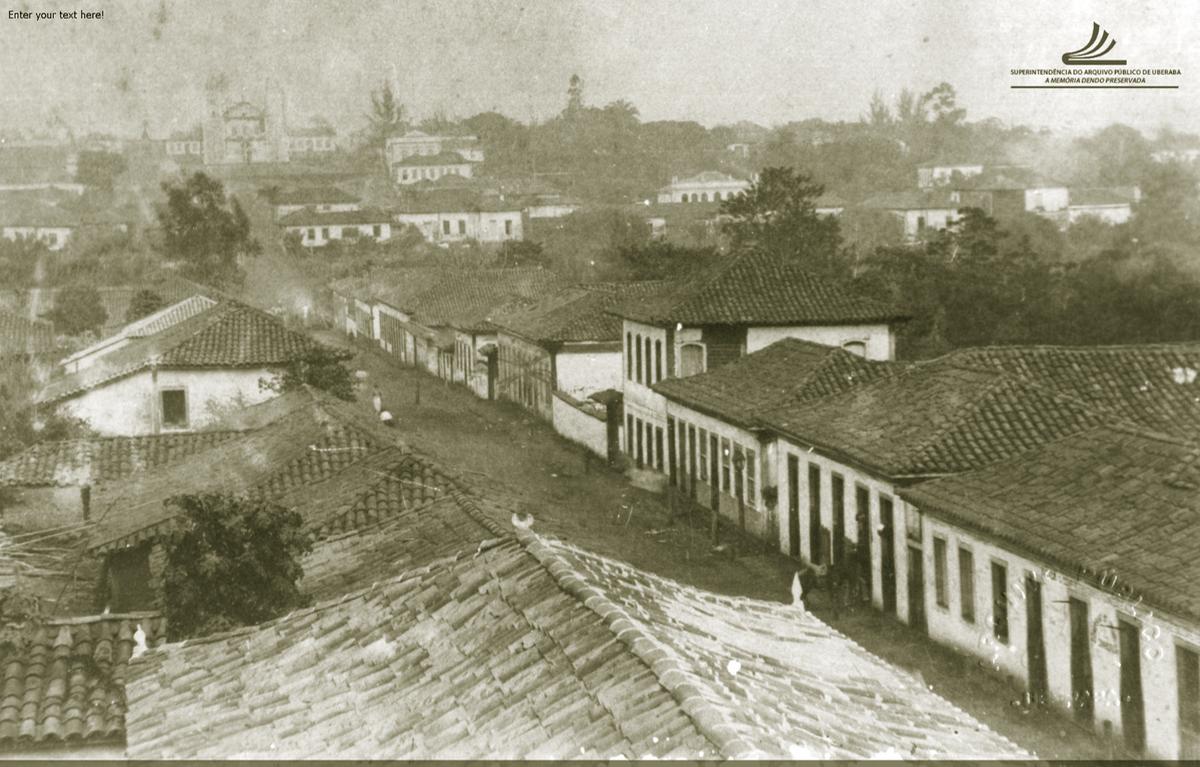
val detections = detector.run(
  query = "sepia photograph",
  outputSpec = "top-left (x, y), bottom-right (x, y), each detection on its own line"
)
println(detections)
top-left (0, 0), bottom-right (1196, 760)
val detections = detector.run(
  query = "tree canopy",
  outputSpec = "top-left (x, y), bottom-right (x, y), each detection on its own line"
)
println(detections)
top-left (161, 492), bottom-right (314, 639)
top-left (45, 284), bottom-right (108, 336)
top-left (158, 172), bottom-right (259, 286)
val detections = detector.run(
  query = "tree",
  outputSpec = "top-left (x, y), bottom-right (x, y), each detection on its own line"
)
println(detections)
top-left (494, 240), bottom-right (551, 268)
top-left (158, 172), bottom-right (259, 286)
top-left (719, 166), bottom-right (844, 274)
top-left (612, 241), bottom-right (720, 280)
top-left (0, 360), bottom-right (90, 464)
top-left (125, 289), bottom-right (166, 323)
top-left (264, 345), bottom-right (355, 401)
top-left (564, 74), bottom-right (584, 119)
top-left (862, 89), bottom-right (894, 129)
top-left (368, 80), bottom-right (405, 141)
top-left (45, 284), bottom-right (107, 336)
top-left (161, 493), bottom-right (314, 639)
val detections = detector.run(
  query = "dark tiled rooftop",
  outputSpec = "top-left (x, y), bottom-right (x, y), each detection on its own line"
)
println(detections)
top-left (0, 310), bottom-right (54, 358)
top-left (493, 282), bottom-right (663, 345)
top-left (903, 424), bottom-right (1200, 623)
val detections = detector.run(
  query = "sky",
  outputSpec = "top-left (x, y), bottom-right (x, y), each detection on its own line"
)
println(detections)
top-left (0, 0), bottom-right (1196, 138)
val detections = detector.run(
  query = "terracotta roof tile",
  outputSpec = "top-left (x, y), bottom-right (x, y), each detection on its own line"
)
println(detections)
top-left (493, 282), bottom-right (663, 344)
top-left (0, 310), bottom-right (54, 358)
top-left (653, 337), bottom-right (901, 427)
top-left (404, 268), bottom-right (565, 331)
top-left (903, 424), bottom-right (1200, 623)
top-left (613, 250), bottom-right (908, 326)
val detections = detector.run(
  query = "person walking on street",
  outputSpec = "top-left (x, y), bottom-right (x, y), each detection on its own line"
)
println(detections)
top-left (372, 388), bottom-right (383, 415)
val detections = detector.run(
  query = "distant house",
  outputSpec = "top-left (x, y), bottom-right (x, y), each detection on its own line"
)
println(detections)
top-left (287, 125), bottom-right (338, 155)
top-left (522, 192), bottom-right (582, 219)
top-left (949, 168), bottom-right (1070, 221)
top-left (1067, 187), bottom-right (1138, 226)
top-left (611, 249), bottom-right (907, 474)
top-left (861, 190), bottom-right (961, 240)
top-left (917, 160), bottom-right (986, 188)
top-left (726, 142), bottom-right (752, 157)
top-left (278, 206), bottom-right (392, 248)
top-left (0, 145), bottom-right (84, 194)
top-left (657, 171), bottom-right (751, 204)
top-left (35, 298), bottom-right (340, 436)
top-left (0, 197), bottom-right (78, 250)
top-left (392, 190), bottom-right (523, 244)
top-left (391, 150), bottom-right (474, 185)
top-left (1151, 147), bottom-right (1200, 164)
top-left (385, 130), bottom-right (484, 165)
top-left (164, 127), bottom-right (203, 158)
top-left (270, 186), bottom-right (360, 220)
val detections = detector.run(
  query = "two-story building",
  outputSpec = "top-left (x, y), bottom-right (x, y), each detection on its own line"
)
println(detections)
top-left (391, 151), bottom-right (474, 186)
top-left (610, 249), bottom-right (908, 476)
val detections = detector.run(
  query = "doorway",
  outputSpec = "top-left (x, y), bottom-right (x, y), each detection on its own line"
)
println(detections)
top-left (787, 455), bottom-right (800, 557)
top-left (906, 545), bottom-right (925, 631)
top-left (1025, 574), bottom-right (1048, 707)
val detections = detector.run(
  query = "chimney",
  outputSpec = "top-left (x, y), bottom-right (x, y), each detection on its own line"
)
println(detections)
top-left (80, 485), bottom-right (91, 521)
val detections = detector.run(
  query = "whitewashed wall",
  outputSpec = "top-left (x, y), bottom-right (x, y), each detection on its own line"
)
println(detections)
top-left (556, 346), bottom-right (621, 399)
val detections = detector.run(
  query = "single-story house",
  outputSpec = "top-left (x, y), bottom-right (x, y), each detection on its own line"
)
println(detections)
top-left (271, 186), bottom-right (360, 219)
top-left (279, 206), bottom-right (392, 248)
top-left (860, 190), bottom-right (961, 240)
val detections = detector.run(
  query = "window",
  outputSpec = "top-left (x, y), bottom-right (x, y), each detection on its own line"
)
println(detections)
top-left (635, 334), bottom-right (643, 383)
top-left (808, 464), bottom-right (823, 564)
top-left (831, 473), bottom-right (845, 564)
top-left (680, 343), bottom-right (704, 377)
top-left (720, 437), bottom-right (731, 491)
top-left (1069, 597), bottom-right (1093, 720)
top-left (636, 419), bottom-right (644, 467)
top-left (745, 448), bottom-right (757, 509)
top-left (732, 444), bottom-right (743, 501)
top-left (644, 338), bottom-right (653, 384)
top-left (160, 389), bottom-right (187, 429)
top-left (933, 537), bottom-right (948, 608)
top-left (687, 425), bottom-right (697, 485)
top-left (442, 219), bottom-right (451, 235)
top-left (307, 228), bottom-right (316, 241)
top-left (698, 429), bottom-right (709, 481)
top-left (991, 561), bottom-right (1009, 643)
top-left (917, 215), bottom-right (927, 231)
top-left (458, 219), bottom-right (467, 235)
top-left (373, 224), bottom-right (382, 238)
top-left (654, 340), bottom-right (662, 382)
top-left (843, 340), bottom-right (867, 358)
top-left (106, 545), bottom-right (153, 612)
top-left (505, 219), bottom-right (513, 236)
top-left (958, 546), bottom-right (975, 623)
top-left (1177, 645), bottom-right (1200, 758)
top-left (1119, 618), bottom-right (1146, 752)
top-left (626, 333), bottom-right (633, 380)
top-left (654, 427), bottom-right (664, 472)
top-left (626, 414), bottom-right (634, 456)
top-left (321, 227), bottom-right (329, 240)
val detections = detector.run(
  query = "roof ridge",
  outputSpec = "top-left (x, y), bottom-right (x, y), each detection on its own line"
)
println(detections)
top-left (511, 526), bottom-right (757, 759)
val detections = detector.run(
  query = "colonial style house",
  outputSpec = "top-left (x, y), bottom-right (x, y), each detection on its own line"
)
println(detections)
top-left (164, 127), bottom-right (203, 158)
top-left (385, 130), bottom-right (484, 164)
top-left (279, 206), bottom-right (392, 248)
top-left (860, 190), bottom-right (961, 241)
top-left (286, 125), bottom-right (338, 156)
top-left (902, 424), bottom-right (1200, 760)
top-left (651, 338), bottom-right (899, 537)
top-left (35, 299), bottom-right (338, 436)
top-left (392, 190), bottom-right (523, 244)
top-left (656, 171), bottom-right (751, 204)
top-left (271, 186), bottom-right (360, 220)
top-left (916, 160), bottom-right (985, 188)
top-left (612, 249), bottom-right (907, 474)
top-left (391, 151), bottom-right (475, 185)
top-left (949, 168), bottom-right (1070, 222)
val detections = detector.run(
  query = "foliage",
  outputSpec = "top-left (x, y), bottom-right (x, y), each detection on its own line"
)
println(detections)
top-left (0, 361), bottom-right (91, 463)
top-left (611, 240), bottom-right (720, 281)
top-left (75, 150), bottom-right (128, 191)
top-left (263, 345), bottom-right (355, 401)
top-left (494, 239), bottom-right (551, 268)
top-left (161, 492), bottom-right (314, 639)
top-left (125, 289), bottom-right (166, 323)
top-left (44, 284), bottom-right (108, 336)
top-left (536, 207), bottom-right (651, 280)
top-left (158, 172), bottom-right (259, 287)
top-left (720, 166), bottom-right (844, 275)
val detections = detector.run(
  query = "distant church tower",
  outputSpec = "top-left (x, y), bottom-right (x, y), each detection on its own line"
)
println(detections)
top-left (201, 88), bottom-right (225, 165)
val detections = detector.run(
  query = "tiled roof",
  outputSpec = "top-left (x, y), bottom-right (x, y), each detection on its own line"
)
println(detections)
top-left (392, 188), bottom-right (520, 214)
top-left (492, 282), bottom-right (663, 345)
top-left (663, 171), bottom-right (748, 188)
top-left (0, 613), bottom-right (167, 750)
top-left (941, 344), bottom-right (1200, 434)
top-left (903, 424), bottom-right (1200, 623)
top-left (762, 358), bottom-right (1108, 479)
top-left (393, 150), bottom-right (469, 167)
top-left (36, 301), bottom-right (336, 405)
top-left (405, 268), bottom-right (565, 332)
top-left (122, 531), bottom-right (1024, 759)
top-left (0, 431), bottom-right (241, 487)
top-left (860, 190), bottom-right (959, 211)
top-left (654, 338), bottom-right (901, 427)
top-left (59, 295), bottom-right (218, 369)
top-left (613, 250), bottom-right (908, 326)
top-left (0, 197), bottom-right (78, 227)
top-left (0, 310), bottom-right (54, 357)
top-left (277, 206), bottom-right (389, 227)
top-left (271, 187), bottom-right (357, 206)
top-left (1069, 187), bottom-right (1137, 207)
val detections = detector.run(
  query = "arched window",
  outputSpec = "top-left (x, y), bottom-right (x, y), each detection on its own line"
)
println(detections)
top-left (714, 192), bottom-right (722, 201)
top-left (843, 341), bottom-right (867, 358)
top-left (680, 343), bottom-right (705, 377)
